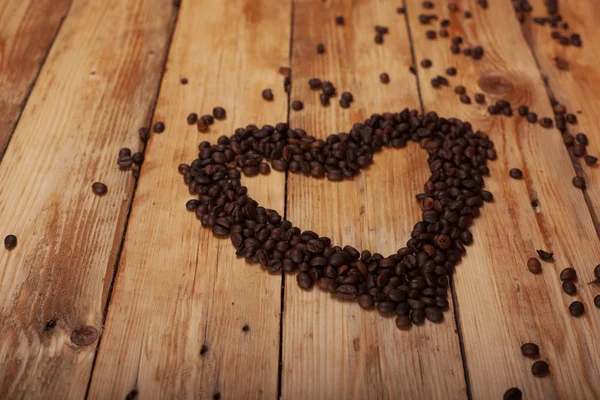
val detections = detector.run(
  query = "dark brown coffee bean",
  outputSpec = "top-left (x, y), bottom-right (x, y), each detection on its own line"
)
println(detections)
top-left (380, 73), bottom-right (390, 84)
top-left (297, 272), bottom-right (314, 290)
top-left (336, 284), bottom-right (358, 300)
top-left (317, 43), bottom-right (325, 54)
top-left (454, 86), bottom-right (466, 95)
top-left (202, 115), bottom-right (214, 125)
top-left (474, 93), bottom-right (485, 104)
top-left (375, 25), bottom-right (389, 34)
top-left (341, 92), bottom-right (353, 102)
top-left (446, 67), bottom-right (457, 76)
top-left (527, 258), bottom-right (541, 274)
top-left (536, 249), bottom-right (553, 260)
top-left (569, 301), bottom-right (584, 317)
top-left (357, 294), bottom-right (374, 309)
top-left (421, 59), bottom-right (432, 68)
top-left (527, 112), bottom-right (538, 123)
top-left (594, 295), bottom-right (600, 309)
top-left (335, 15), bottom-right (344, 25)
top-left (472, 46), bottom-right (484, 60)
top-left (377, 301), bottom-right (397, 314)
top-left (187, 113), bottom-right (198, 125)
top-left (503, 388), bottom-right (523, 400)
top-left (375, 33), bottom-right (384, 44)
top-left (197, 118), bottom-right (208, 132)
top-left (309, 78), bottom-right (322, 89)
top-left (319, 93), bottom-right (330, 106)
top-left (439, 29), bottom-right (449, 38)
top-left (572, 176), bottom-right (586, 189)
top-left (132, 152), bottom-right (144, 166)
top-left (422, 1), bottom-right (434, 8)
top-left (531, 360), bottom-right (549, 377)
top-left (180, 77), bottom-right (188, 85)
top-left (426, 30), bottom-right (437, 39)
top-left (575, 133), bottom-right (588, 145)
top-left (259, 163), bottom-right (271, 174)
top-left (518, 106), bottom-right (528, 116)
top-left (460, 94), bottom-right (471, 104)
top-left (397, 7), bottom-right (405, 14)
top-left (292, 100), bottom-right (304, 111)
top-left (424, 307), bottom-right (443, 323)
top-left (395, 315), bottom-right (412, 329)
top-left (540, 117), bottom-right (553, 128)
top-left (138, 127), bottom-right (150, 142)
top-left (153, 121), bottom-right (165, 133)
top-left (566, 113), bottom-right (577, 124)
top-left (584, 155), bottom-right (598, 165)
top-left (464, 11), bottom-right (472, 18)
top-left (213, 107), bottom-right (226, 120)
top-left (595, 264), bottom-right (600, 279)
top-left (559, 267), bottom-right (576, 281)
top-left (521, 343), bottom-right (539, 357)
top-left (562, 280), bottom-right (577, 295)
top-left (509, 168), bottom-right (523, 179)
top-left (262, 89), bottom-right (274, 101)
top-left (4, 234), bottom-right (17, 250)
top-left (91, 181), bottom-right (108, 196)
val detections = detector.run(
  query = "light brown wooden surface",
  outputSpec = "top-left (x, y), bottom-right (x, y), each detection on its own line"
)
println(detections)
top-left (0, 0), bottom-right (71, 156)
top-left (1, 0), bottom-right (600, 399)
top-left (283, 0), bottom-right (467, 398)
top-left (406, 0), bottom-right (600, 398)
top-left (87, 0), bottom-right (290, 398)
top-left (523, 0), bottom-right (600, 230)
top-left (0, 0), bottom-right (176, 397)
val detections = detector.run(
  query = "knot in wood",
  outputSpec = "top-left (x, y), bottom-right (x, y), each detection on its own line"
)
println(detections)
top-left (477, 71), bottom-right (514, 95)
top-left (70, 325), bottom-right (99, 346)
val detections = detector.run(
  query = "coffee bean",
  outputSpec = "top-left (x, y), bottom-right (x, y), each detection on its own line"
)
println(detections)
top-left (395, 315), bottom-right (412, 329)
top-left (426, 30), bottom-right (437, 39)
top-left (540, 118), bottom-right (553, 128)
top-left (337, 284), bottom-right (358, 300)
top-left (422, 1), bottom-right (434, 8)
top-left (375, 25), bottom-right (389, 34)
top-left (339, 99), bottom-right (351, 108)
top-left (572, 176), bottom-right (586, 189)
top-left (132, 152), bottom-right (144, 166)
top-left (421, 59), bottom-right (432, 68)
top-left (474, 93), bottom-right (485, 104)
top-left (202, 115), bottom-right (214, 125)
top-left (584, 155), bottom-right (598, 165)
top-left (357, 294), bottom-right (374, 309)
top-left (153, 121), bottom-right (165, 133)
top-left (568, 301), bottom-right (584, 317)
top-left (460, 95), bottom-right (471, 104)
top-left (319, 94), bottom-right (330, 106)
top-left (377, 301), bottom-right (396, 314)
top-left (518, 106), bottom-right (528, 116)
top-left (341, 92), bottom-right (353, 102)
top-left (531, 360), bottom-right (550, 377)
top-left (527, 258), bottom-right (541, 274)
top-left (488, 105), bottom-right (500, 115)
top-left (335, 15), bottom-right (344, 25)
top-left (464, 11), bottom-right (472, 18)
top-left (472, 46), bottom-right (484, 60)
top-left (594, 295), bottom-right (600, 308)
top-left (91, 182), bottom-right (108, 196)
top-left (187, 113), bottom-right (198, 125)
top-left (566, 113), bottom-right (577, 124)
top-left (197, 118), bottom-right (208, 132)
top-left (595, 264), bottom-right (600, 279)
top-left (536, 249), bottom-right (553, 261)
top-left (446, 67), bottom-right (457, 76)
top-left (424, 307), bottom-right (443, 323)
top-left (297, 272), bottom-right (314, 290)
top-left (4, 234), bottom-right (17, 250)
top-left (559, 267), bottom-right (576, 281)
top-left (380, 73), bottom-right (390, 84)
top-left (509, 168), bottom-right (523, 179)
top-left (575, 133), bottom-right (588, 145)
top-left (562, 280), bottom-right (577, 295)
top-left (503, 388), bottom-right (523, 400)
top-left (317, 43), bottom-right (325, 54)
top-left (374, 34), bottom-right (384, 44)
top-left (454, 86), bottom-right (465, 95)
top-left (439, 29), bottom-right (449, 38)
top-left (309, 78), bottom-right (322, 90)
top-left (448, 3), bottom-right (459, 12)
top-left (213, 107), bottom-right (226, 120)
top-left (521, 343), bottom-right (539, 357)
top-left (212, 217), bottom-right (231, 237)
top-left (527, 112), bottom-right (538, 123)
top-left (292, 100), bottom-right (304, 111)
top-left (262, 89), bottom-right (274, 101)
top-left (139, 127), bottom-right (150, 142)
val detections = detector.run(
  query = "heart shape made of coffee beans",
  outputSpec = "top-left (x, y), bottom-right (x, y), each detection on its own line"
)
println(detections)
top-left (179, 108), bottom-right (496, 330)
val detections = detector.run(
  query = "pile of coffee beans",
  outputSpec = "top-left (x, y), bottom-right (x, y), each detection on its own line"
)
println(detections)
top-left (179, 109), bottom-right (496, 329)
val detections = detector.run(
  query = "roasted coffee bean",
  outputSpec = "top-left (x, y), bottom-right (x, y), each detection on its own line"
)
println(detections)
top-left (488, 105), bottom-right (500, 115)
top-left (153, 121), bottom-right (165, 133)
top-left (187, 113), bottom-right (198, 125)
top-left (292, 100), bottom-right (304, 111)
top-left (439, 29), bottom-right (449, 38)
top-left (375, 34), bottom-right (384, 44)
top-left (262, 89), bottom-right (274, 101)
top-left (337, 284), bottom-right (358, 300)
top-left (460, 94), bottom-right (471, 104)
top-left (503, 388), bottom-right (523, 400)
top-left (472, 46), bottom-right (484, 60)
top-left (426, 30), bottom-right (437, 39)
top-left (464, 11), bottom-right (472, 18)
top-left (474, 93), bottom-right (485, 104)
top-left (380, 73), bottom-right (390, 84)
top-left (395, 315), bottom-right (412, 329)
top-left (454, 86), bottom-right (466, 95)
top-left (197, 118), bottom-right (208, 132)
top-left (375, 25), bottom-right (389, 34)
top-left (540, 117), bottom-right (553, 128)
top-left (309, 78), bottom-right (322, 89)
top-left (584, 155), bottom-right (598, 165)
top-left (424, 307), bottom-right (443, 323)
top-left (569, 301), bottom-right (584, 317)
top-left (319, 93), bottom-right (330, 106)
top-left (92, 182), bottom-right (108, 196)
top-left (132, 152), bottom-right (144, 166)
top-left (335, 15), bottom-right (344, 25)
top-left (527, 258), bottom-right (541, 274)
top-left (509, 168), bottom-right (523, 179)
top-left (138, 127), bottom-right (150, 142)
top-left (4, 234), bottom-right (17, 250)
top-left (297, 272), bottom-right (314, 290)
top-left (421, 59), bottom-right (432, 68)
top-left (559, 267), bottom-right (576, 281)
top-left (397, 7), bottom-right (405, 14)
top-left (566, 114), bottom-right (577, 124)
top-left (377, 301), bottom-right (397, 314)
top-left (357, 294), bottom-right (374, 309)
top-left (531, 360), bottom-right (550, 377)
top-left (422, 1), bottom-right (433, 8)
top-left (527, 112), bottom-right (538, 123)
top-left (595, 264), bottom-right (600, 279)
top-left (537, 249), bottom-right (553, 261)
top-left (180, 78), bottom-right (188, 85)
top-left (521, 343), bottom-right (539, 358)
top-left (446, 67), bottom-right (457, 76)
top-left (594, 295), bottom-right (600, 309)
top-left (572, 176), bottom-right (586, 189)
top-left (317, 43), bottom-right (325, 54)
top-left (213, 107), bottom-right (226, 120)
top-left (562, 280), bottom-right (577, 295)
top-left (259, 163), bottom-right (271, 174)
top-left (518, 106), bottom-right (528, 117)
top-left (212, 218), bottom-right (231, 236)
top-left (575, 133), bottom-right (588, 145)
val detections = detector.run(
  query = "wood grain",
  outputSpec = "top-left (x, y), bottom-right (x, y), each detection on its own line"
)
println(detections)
top-left (282, 0), bottom-right (468, 398)
top-left (522, 0), bottom-right (600, 232)
top-left (0, 0), bottom-right (176, 397)
top-left (0, 0), bottom-right (71, 157)
top-left (405, 0), bottom-right (600, 398)
top-left (87, 0), bottom-right (290, 398)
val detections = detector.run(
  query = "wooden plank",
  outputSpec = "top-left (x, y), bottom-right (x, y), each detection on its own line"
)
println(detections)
top-left (522, 0), bottom-right (600, 229)
top-left (87, 0), bottom-right (290, 398)
top-left (283, 0), bottom-right (468, 398)
top-left (405, 0), bottom-right (600, 398)
top-left (0, 0), bottom-right (176, 398)
top-left (0, 0), bottom-right (71, 157)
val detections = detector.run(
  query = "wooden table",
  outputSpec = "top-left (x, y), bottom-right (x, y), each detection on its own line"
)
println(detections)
top-left (1, 0), bottom-right (599, 398)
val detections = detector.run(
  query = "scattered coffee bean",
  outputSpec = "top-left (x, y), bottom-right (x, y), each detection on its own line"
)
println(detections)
top-left (536, 250), bottom-right (553, 261)
top-left (446, 67), bottom-right (457, 76)
top-left (335, 15), bottom-right (344, 25)
top-left (439, 29), bottom-right (449, 38)
top-left (397, 7), bottom-right (405, 14)
top-left (562, 280), bottom-right (577, 295)
top-left (375, 34), bottom-right (384, 44)
top-left (308, 78), bottom-right (322, 90)
top-left (297, 272), bottom-right (313, 289)
top-left (521, 343), bottom-right (539, 357)
top-left (527, 112), bottom-right (538, 123)
top-left (375, 25), bottom-right (389, 34)
top-left (559, 267), bottom-right (576, 281)
top-left (575, 133), bottom-right (588, 145)
top-left (341, 92), bottom-right (353, 102)
top-left (92, 182), bottom-right (108, 196)
top-left (180, 77), bottom-right (188, 85)
top-left (594, 264), bottom-right (600, 279)
top-left (317, 43), bottom-right (325, 54)
top-left (421, 59), bottom-right (432, 68)
top-left (197, 118), bottom-right (208, 132)
top-left (187, 113), bottom-right (198, 125)
top-left (584, 155), bottom-right (597, 165)
top-left (509, 168), bottom-right (523, 179)
top-left (4, 234), bottom-right (17, 250)
top-left (339, 99), bottom-right (351, 108)
top-left (292, 100), bottom-right (304, 111)
top-left (319, 93), bottom-right (330, 106)
top-left (380, 73), bottom-right (390, 84)
top-left (531, 360), bottom-right (550, 377)
top-left (540, 117), bottom-right (553, 128)
top-left (395, 315), bottom-right (412, 329)
top-left (202, 115), bottom-right (214, 125)
top-left (554, 56), bottom-right (570, 71)
top-left (527, 258), bottom-right (542, 274)
top-left (572, 176), bottom-right (586, 189)
top-left (454, 86), bottom-right (466, 95)
top-left (518, 106), bottom-right (528, 117)
top-left (153, 121), bottom-right (165, 133)
top-left (503, 388), bottom-right (523, 400)
top-left (242, 324), bottom-right (250, 332)
top-left (488, 105), bottom-right (500, 115)
top-left (213, 107), bottom-right (226, 120)
top-left (132, 152), bottom-right (144, 166)
top-left (460, 94), bottom-right (471, 104)
top-left (426, 30), bottom-right (437, 39)
top-left (464, 11), bottom-right (472, 18)
top-left (566, 113), bottom-right (577, 124)
top-left (422, 1), bottom-right (434, 8)
top-left (139, 127), bottom-right (150, 142)
top-left (474, 93), bottom-right (485, 104)
top-left (262, 89), bottom-right (274, 101)
top-left (568, 301), bottom-right (584, 317)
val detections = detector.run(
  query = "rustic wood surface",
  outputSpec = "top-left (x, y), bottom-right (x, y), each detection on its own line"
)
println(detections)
top-left (1, 0), bottom-right (599, 399)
